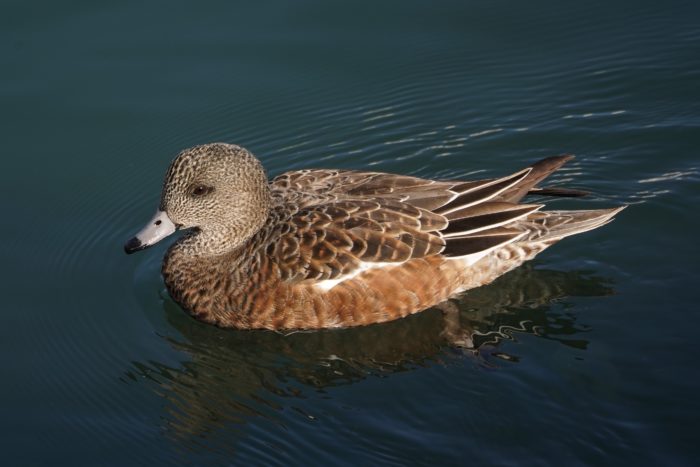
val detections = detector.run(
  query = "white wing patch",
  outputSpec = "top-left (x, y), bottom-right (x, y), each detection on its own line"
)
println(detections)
top-left (314, 230), bottom-right (526, 291)
top-left (313, 261), bottom-right (399, 291)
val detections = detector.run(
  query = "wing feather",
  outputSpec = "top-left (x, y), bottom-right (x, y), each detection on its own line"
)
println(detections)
top-left (266, 154), bottom-right (599, 286)
top-left (437, 168), bottom-right (532, 215)
top-left (442, 203), bottom-right (542, 238)
top-left (267, 198), bottom-right (447, 284)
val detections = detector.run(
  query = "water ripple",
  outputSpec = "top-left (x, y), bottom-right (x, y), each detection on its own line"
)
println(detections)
top-left (8, 0), bottom-right (699, 463)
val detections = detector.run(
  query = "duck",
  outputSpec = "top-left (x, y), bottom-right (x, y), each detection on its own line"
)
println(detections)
top-left (124, 143), bottom-right (624, 330)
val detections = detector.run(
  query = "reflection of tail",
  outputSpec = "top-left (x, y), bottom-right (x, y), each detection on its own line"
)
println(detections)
top-left (443, 265), bottom-right (615, 351)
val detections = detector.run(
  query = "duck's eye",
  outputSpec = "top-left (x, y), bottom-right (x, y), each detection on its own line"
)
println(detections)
top-left (191, 185), bottom-right (214, 197)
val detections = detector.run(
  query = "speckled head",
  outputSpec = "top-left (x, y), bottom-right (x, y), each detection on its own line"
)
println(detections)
top-left (124, 143), bottom-right (271, 256)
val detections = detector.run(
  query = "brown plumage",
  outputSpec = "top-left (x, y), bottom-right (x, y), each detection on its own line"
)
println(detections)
top-left (124, 143), bottom-right (625, 330)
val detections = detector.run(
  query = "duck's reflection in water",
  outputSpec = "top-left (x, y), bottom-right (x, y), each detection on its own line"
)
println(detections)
top-left (126, 265), bottom-right (613, 443)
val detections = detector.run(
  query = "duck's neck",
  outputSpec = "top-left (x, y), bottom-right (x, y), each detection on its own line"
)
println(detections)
top-left (161, 200), bottom-right (276, 325)
top-left (162, 232), bottom-right (256, 325)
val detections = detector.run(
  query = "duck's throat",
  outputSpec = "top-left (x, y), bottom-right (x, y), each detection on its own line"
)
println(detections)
top-left (171, 226), bottom-right (247, 257)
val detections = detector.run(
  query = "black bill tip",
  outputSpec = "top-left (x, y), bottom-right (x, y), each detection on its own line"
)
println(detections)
top-left (124, 236), bottom-right (146, 254)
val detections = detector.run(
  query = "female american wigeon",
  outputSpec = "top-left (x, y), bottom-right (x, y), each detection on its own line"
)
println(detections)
top-left (125, 143), bottom-right (624, 330)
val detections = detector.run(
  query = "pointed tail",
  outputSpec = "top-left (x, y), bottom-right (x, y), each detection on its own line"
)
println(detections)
top-left (527, 206), bottom-right (627, 242)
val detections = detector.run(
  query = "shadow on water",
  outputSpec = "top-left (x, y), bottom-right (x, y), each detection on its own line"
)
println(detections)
top-left (125, 264), bottom-right (613, 445)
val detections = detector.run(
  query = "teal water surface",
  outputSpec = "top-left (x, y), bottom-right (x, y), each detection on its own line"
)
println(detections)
top-left (2, 0), bottom-right (700, 465)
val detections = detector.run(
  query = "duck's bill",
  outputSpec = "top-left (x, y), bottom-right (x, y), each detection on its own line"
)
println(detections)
top-left (124, 210), bottom-right (176, 254)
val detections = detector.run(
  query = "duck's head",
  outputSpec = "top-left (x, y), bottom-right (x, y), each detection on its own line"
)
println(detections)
top-left (124, 143), bottom-right (270, 256)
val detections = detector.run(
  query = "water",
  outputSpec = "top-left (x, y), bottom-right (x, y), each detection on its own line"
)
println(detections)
top-left (2, 0), bottom-right (699, 464)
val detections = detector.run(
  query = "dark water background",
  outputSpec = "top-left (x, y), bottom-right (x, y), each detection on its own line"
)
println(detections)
top-left (3, 0), bottom-right (700, 465)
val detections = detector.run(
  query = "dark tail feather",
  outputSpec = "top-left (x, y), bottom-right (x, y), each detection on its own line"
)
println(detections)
top-left (497, 154), bottom-right (574, 203)
top-left (527, 186), bottom-right (589, 198)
